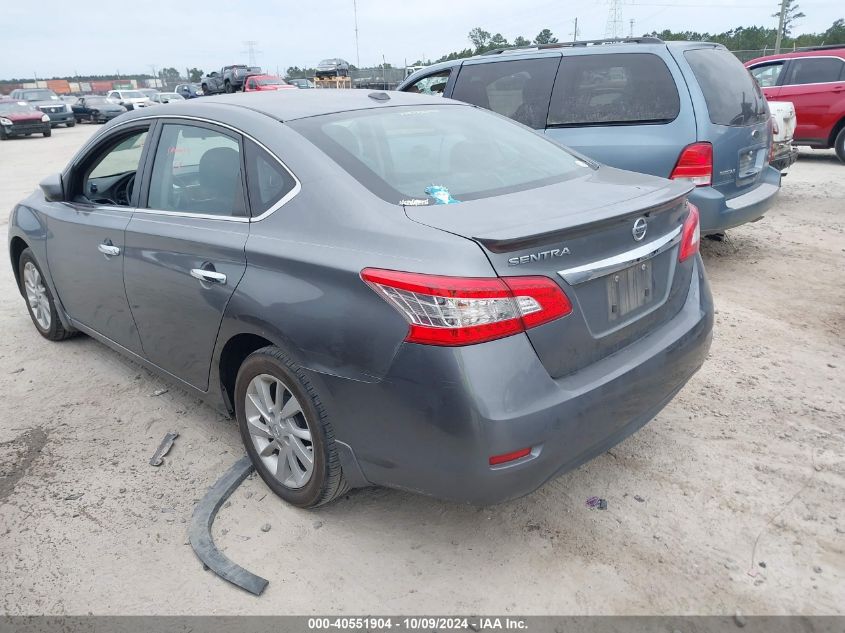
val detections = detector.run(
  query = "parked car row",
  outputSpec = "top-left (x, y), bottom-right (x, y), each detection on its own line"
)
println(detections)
top-left (0, 100), bottom-right (52, 139)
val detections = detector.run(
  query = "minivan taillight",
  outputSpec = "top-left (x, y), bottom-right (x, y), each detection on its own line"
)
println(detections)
top-left (679, 203), bottom-right (701, 262)
top-left (360, 269), bottom-right (572, 346)
top-left (670, 142), bottom-right (712, 186)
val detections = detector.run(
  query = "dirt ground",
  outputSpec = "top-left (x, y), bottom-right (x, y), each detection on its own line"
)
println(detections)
top-left (0, 125), bottom-right (842, 616)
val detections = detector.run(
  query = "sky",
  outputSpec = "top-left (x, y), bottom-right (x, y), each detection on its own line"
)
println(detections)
top-left (3, 0), bottom-right (843, 79)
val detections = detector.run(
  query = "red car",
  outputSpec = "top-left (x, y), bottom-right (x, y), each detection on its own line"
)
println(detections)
top-left (746, 45), bottom-right (845, 163)
top-left (243, 75), bottom-right (296, 92)
top-left (0, 100), bottom-right (52, 140)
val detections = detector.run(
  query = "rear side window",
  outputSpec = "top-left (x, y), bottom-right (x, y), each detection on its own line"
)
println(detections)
top-left (451, 58), bottom-right (559, 129)
top-left (684, 48), bottom-right (768, 126)
top-left (548, 53), bottom-right (680, 126)
top-left (750, 62), bottom-right (784, 87)
top-left (244, 139), bottom-right (297, 215)
top-left (783, 57), bottom-right (845, 85)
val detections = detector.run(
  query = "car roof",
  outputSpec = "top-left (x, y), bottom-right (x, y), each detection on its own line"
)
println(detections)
top-left (120, 89), bottom-right (464, 122)
top-left (745, 46), bottom-right (845, 65)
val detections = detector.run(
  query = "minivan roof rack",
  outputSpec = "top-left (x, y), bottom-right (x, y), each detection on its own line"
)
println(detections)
top-left (795, 43), bottom-right (845, 52)
top-left (481, 36), bottom-right (663, 56)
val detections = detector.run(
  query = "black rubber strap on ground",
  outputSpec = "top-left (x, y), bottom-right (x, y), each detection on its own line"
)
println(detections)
top-left (189, 455), bottom-right (269, 596)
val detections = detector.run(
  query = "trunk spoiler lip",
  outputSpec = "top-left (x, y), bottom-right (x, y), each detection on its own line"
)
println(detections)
top-left (475, 192), bottom-right (691, 254)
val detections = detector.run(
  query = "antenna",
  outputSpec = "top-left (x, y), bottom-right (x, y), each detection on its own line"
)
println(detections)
top-left (242, 40), bottom-right (262, 67)
top-left (604, 0), bottom-right (623, 38)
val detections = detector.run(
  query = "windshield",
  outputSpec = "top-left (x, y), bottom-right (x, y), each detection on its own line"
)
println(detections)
top-left (318, 59), bottom-right (335, 66)
top-left (22, 90), bottom-right (58, 101)
top-left (256, 77), bottom-right (287, 86)
top-left (290, 105), bottom-right (587, 205)
top-left (86, 97), bottom-right (109, 105)
top-left (0, 102), bottom-right (37, 114)
top-left (161, 93), bottom-right (183, 99)
top-left (121, 91), bottom-right (145, 99)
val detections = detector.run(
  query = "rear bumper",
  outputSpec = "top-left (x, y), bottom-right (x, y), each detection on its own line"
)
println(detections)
top-left (771, 143), bottom-right (799, 172)
top-left (313, 257), bottom-right (713, 505)
top-left (691, 165), bottom-right (781, 234)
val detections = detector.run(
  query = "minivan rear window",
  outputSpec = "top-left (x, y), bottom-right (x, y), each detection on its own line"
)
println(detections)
top-left (289, 106), bottom-right (586, 205)
top-left (547, 53), bottom-right (680, 127)
top-left (684, 48), bottom-right (768, 126)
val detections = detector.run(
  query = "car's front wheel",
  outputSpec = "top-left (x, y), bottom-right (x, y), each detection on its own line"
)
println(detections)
top-left (834, 127), bottom-right (845, 164)
top-left (235, 346), bottom-right (348, 508)
top-left (43, 128), bottom-right (51, 137)
top-left (224, 80), bottom-right (233, 93)
top-left (18, 248), bottom-right (75, 341)
top-left (66, 119), bottom-right (75, 128)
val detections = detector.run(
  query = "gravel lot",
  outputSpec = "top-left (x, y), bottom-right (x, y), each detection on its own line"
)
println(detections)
top-left (1, 124), bottom-right (842, 615)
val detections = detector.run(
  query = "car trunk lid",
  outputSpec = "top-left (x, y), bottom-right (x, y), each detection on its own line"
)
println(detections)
top-left (405, 167), bottom-right (695, 378)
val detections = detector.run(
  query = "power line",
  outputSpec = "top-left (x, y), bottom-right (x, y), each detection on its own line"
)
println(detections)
top-left (242, 40), bottom-right (262, 68)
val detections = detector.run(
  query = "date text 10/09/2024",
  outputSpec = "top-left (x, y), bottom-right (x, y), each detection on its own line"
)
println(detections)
top-left (308, 617), bottom-right (529, 630)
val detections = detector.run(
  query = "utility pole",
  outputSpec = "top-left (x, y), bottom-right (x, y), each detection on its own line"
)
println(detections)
top-left (353, 0), bottom-right (361, 69)
top-left (572, 17), bottom-right (579, 42)
top-left (629, 18), bottom-right (634, 37)
top-left (774, 0), bottom-right (787, 54)
top-left (242, 40), bottom-right (261, 67)
top-left (149, 64), bottom-right (158, 88)
top-left (605, 0), bottom-right (623, 39)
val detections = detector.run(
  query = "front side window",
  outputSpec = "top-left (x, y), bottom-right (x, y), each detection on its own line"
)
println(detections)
top-left (81, 129), bottom-right (149, 205)
top-left (452, 58), bottom-right (559, 129)
top-left (684, 48), bottom-right (768, 126)
top-left (784, 57), bottom-right (845, 85)
top-left (404, 70), bottom-right (452, 96)
top-left (289, 105), bottom-right (586, 205)
top-left (147, 123), bottom-right (245, 217)
top-left (548, 53), bottom-right (680, 127)
top-left (750, 62), bottom-right (784, 87)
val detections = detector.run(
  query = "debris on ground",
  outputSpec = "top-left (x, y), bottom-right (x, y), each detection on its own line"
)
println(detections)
top-left (152, 388), bottom-right (169, 397)
top-left (585, 496), bottom-right (608, 510)
top-left (813, 565), bottom-right (823, 574)
top-left (313, 521), bottom-right (323, 530)
top-left (734, 609), bottom-right (747, 627)
top-left (261, 523), bottom-right (271, 532)
top-left (64, 493), bottom-right (84, 501)
top-left (149, 432), bottom-right (179, 467)
top-left (634, 495), bottom-right (646, 503)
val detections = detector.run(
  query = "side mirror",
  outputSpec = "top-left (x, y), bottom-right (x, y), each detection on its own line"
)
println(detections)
top-left (39, 173), bottom-right (64, 202)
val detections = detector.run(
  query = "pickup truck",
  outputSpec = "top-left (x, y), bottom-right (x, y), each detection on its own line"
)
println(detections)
top-left (769, 101), bottom-right (799, 173)
top-left (201, 65), bottom-right (261, 94)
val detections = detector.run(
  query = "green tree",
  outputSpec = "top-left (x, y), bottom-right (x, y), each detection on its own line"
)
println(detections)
top-left (469, 27), bottom-right (492, 51)
top-left (158, 67), bottom-right (181, 84)
top-left (187, 68), bottom-right (203, 82)
top-left (534, 29), bottom-right (558, 44)
top-left (823, 18), bottom-right (845, 42)
top-left (513, 35), bottom-right (531, 47)
top-left (488, 33), bottom-right (510, 49)
top-left (773, 0), bottom-right (806, 38)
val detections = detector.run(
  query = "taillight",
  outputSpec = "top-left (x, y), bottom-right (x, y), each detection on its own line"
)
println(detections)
top-left (679, 203), bottom-right (700, 262)
top-left (360, 269), bottom-right (572, 346)
top-left (670, 142), bottom-right (712, 186)
top-left (768, 116), bottom-right (776, 163)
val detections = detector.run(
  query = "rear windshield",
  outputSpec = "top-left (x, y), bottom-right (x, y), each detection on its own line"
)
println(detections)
top-left (684, 48), bottom-right (768, 126)
top-left (289, 105), bottom-right (587, 205)
top-left (548, 53), bottom-right (680, 126)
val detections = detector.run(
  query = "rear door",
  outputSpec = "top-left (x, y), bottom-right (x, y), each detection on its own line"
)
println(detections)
top-left (777, 56), bottom-right (845, 143)
top-left (678, 46), bottom-right (772, 199)
top-left (123, 120), bottom-right (249, 390)
top-left (543, 50), bottom-right (694, 177)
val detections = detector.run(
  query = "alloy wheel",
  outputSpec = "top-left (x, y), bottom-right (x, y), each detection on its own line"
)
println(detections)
top-left (23, 262), bottom-right (51, 330)
top-left (244, 373), bottom-right (314, 489)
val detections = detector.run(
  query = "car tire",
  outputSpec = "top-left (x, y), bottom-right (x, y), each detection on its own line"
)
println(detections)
top-left (235, 346), bottom-right (348, 508)
top-left (834, 127), bottom-right (845, 164)
top-left (43, 128), bottom-right (51, 137)
top-left (75, 117), bottom-right (82, 124)
top-left (18, 248), bottom-right (75, 341)
top-left (224, 80), bottom-right (233, 93)
top-left (0, 128), bottom-right (7, 141)
top-left (66, 119), bottom-right (75, 128)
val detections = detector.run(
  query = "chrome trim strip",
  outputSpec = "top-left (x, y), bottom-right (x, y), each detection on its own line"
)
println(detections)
top-left (558, 226), bottom-right (681, 286)
top-left (72, 114), bottom-right (302, 223)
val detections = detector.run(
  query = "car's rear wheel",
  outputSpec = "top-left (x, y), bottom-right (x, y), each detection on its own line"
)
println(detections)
top-left (18, 249), bottom-right (75, 341)
top-left (224, 80), bottom-right (233, 93)
top-left (66, 119), bottom-right (75, 128)
top-left (235, 346), bottom-right (348, 508)
top-left (834, 127), bottom-right (845, 164)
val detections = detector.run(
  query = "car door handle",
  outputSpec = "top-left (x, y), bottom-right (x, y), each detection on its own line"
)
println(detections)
top-left (190, 269), bottom-right (227, 285)
top-left (97, 243), bottom-right (121, 257)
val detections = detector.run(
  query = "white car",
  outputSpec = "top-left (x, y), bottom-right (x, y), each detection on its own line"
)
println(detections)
top-left (106, 90), bottom-right (152, 111)
top-left (150, 92), bottom-right (185, 105)
top-left (768, 101), bottom-right (798, 173)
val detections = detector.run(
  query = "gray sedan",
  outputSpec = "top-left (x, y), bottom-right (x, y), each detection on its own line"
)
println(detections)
top-left (8, 91), bottom-right (713, 507)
